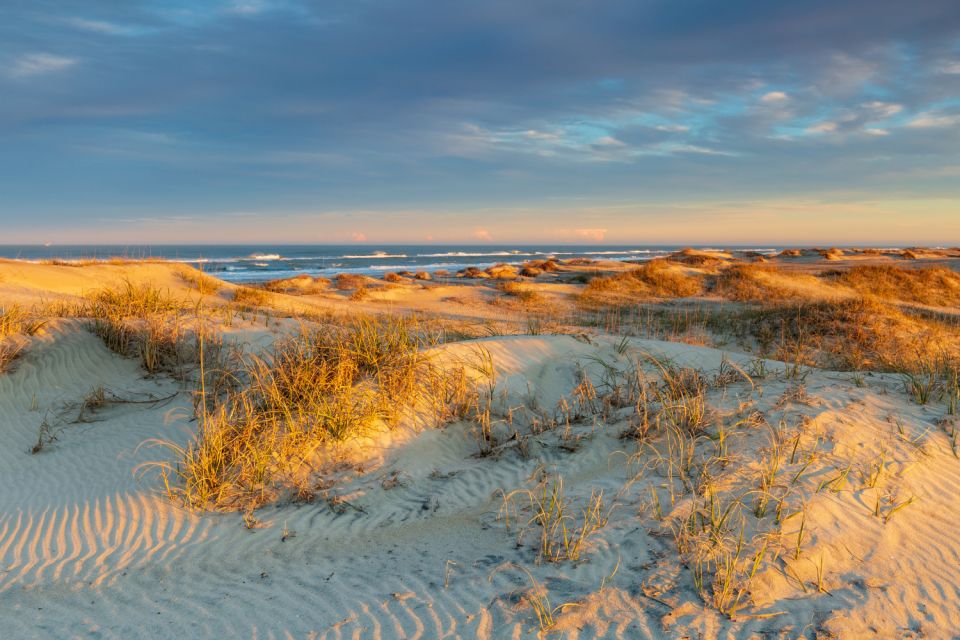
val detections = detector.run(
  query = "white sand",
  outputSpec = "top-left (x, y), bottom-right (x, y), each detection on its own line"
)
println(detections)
top-left (2, 265), bottom-right (960, 638)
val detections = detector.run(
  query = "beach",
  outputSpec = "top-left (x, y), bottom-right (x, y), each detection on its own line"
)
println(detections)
top-left (2, 247), bottom-right (960, 638)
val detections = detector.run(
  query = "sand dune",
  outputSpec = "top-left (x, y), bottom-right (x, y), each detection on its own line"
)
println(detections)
top-left (2, 260), bottom-right (960, 638)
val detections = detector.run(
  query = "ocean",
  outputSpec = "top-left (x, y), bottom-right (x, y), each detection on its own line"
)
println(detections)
top-left (0, 244), bottom-right (783, 283)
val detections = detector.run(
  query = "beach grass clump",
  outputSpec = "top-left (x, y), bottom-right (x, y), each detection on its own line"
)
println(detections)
top-left (501, 474), bottom-right (610, 563)
top-left (496, 281), bottom-right (545, 306)
top-left (830, 265), bottom-right (960, 306)
top-left (87, 280), bottom-right (214, 376)
top-left (1, 304), bottom-right (30, 339)
top-left (263, 275), bottom-right (330, 295)
top-left (0, 305), bottom-right (32, 371)
top-left (712, 264), bottom-right (827, 303)
top-left (88, 279), bottom-right (182, 318)
top-left (335, 273), bottom-right (368, 290)
top-left (176, 266), bottom-right (222, 295)
top-left (579, 260), bottom-right (703, 307)
top-left (148, 314), bottom-right (474, 510)
top-left (233, 286), bottom-right (270, 308)
top-left (713, 297), bottom-right (959, 371)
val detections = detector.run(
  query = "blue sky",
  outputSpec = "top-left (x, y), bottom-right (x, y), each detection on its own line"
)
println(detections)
top-left (2, 0), bottom-right (959, 244)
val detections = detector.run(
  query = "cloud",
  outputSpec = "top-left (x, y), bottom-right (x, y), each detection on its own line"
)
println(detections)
top-left (574, 228), bottom-right (607, 241)
top-left (228, 1), bottom-right (272, 15)
top-left (806, 121), bottom-right (837, 134)
top-left (351, 231), bottom-right (367, 241)
top-left (861, 101), bottom-right (902, 118)
top-left (9, 53), bottom-right (77, 78)
top-left (594, 136), bottom-right (625, 147)
top-left (940, 61), bottom-right (960, 74)
top-left (65, 18), bottom-right (146, 36)
top-left (2, 0), bottom-right (960, 241)
top-left (473, 228), bottom-right (493, 241)
top-left (760, 91), bottom-right (789, 103)
top-left (907, 112), bottom-right (960, 128)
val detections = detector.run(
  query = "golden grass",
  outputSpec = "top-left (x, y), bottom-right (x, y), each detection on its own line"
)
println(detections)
top-left (721, 297), bottom-right (959, 371)
top-left (176, 266), bottom-right (221, 295)
top-left (496, 281), bottom-right (544, 305)
top-left (144, 314), bottom-right (478, 510)
top-left (335, 273), bottom-right (367, 290)
top-left (233, 286), bottom-right (270, 307)
top-left (0, 305), bottom-right (33, 371)
top-left (579, 260), bottom-right (703, 307)
top-left (263, 275), bottom-right (330, 295)
top-left (0, 304), bottom-right (30, 339)
top-left (87, 280), bottom-right (215, 376)
top-left (712, 264), bottom-right (827, 302)
top-left (832, 265), bottom-right (960, 306)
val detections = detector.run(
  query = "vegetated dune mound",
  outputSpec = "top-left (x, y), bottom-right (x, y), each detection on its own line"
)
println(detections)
top-left (334, 272), bottom-right (381, 290)
top-left (579, 259), bottom-right (704, 306)
top-left (828, 264), bottom-right (960, 306)
top-left (263, 274), bottom-right (331, 294)
top-left (0, 260), bottom-right (231, 306)
top-left (3, 323), bottom-right (960, 638)
top-left (667, 247), bottom-right (732, 267)
top-left (713, 263), bottom-right (844, 303)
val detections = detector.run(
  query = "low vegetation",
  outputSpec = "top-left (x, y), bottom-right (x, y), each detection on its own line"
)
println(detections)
top-left (712, 264), bottom-right (831, 302)
top-left (831, 264), bottom-right (960, 306)
top-left (176, 266), bottom-right (221, 295)
top-left (145, 314), bottom-right (479, 510)
top-left (87, 280), bottom-right (215, 377)
top-left (579, 259), bottom-right (703, 307)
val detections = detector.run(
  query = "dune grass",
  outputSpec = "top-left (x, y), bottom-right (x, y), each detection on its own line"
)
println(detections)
top-left (579, 259), bottom-right (703, 307)
top-left (0, 304), bottom-right (50, 371)
top-left (176, 266), bottom-right (222, 295)
top-left (87, 279), bottom-right (216, 376)
top-left (233, 286), bottom-right (271, 308)
top-left (144, 314), bottom-right (479, 510)
top-left (501, 474), bottom-right (611, 563)
top-left (830, 264), bottom-right (960, 306)
top-left (712, 264), bottom-right (831, 302)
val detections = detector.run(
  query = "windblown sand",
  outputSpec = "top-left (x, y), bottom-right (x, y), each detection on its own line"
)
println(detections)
top-left (2, 261), bottom-right (960, 639)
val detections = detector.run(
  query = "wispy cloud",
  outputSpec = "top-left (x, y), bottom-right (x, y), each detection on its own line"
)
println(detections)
top-left (907, 112), bottom-right (960, 128)
top-left (557, 228), bottom-right (607, 241)
top-left (9, 53), bottom-right (77, 78)
top-left (760, 91), bottom-right (789, 103)
top-left (65, 17), bottom-right (147, 36)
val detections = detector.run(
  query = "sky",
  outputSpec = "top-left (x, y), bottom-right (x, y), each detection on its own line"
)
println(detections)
top-left (1, 0), bottom-right (959, 245)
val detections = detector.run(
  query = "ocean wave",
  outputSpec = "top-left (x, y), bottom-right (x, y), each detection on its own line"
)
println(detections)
top-left (366, 262), bottom-right (467, 271)
top-left (341, 253), bottom-right (409, 259)
top-left (417, 251), bottom-right (524, 258)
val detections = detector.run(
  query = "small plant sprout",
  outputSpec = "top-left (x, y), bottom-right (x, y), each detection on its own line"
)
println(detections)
top-left (500, 474), bottom-right (612, 563)
top-left (489, 563), bottom-right (578, 633)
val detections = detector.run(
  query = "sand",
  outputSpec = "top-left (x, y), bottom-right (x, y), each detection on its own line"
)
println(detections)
top-left (2, 261), bottom-right (960, 638)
